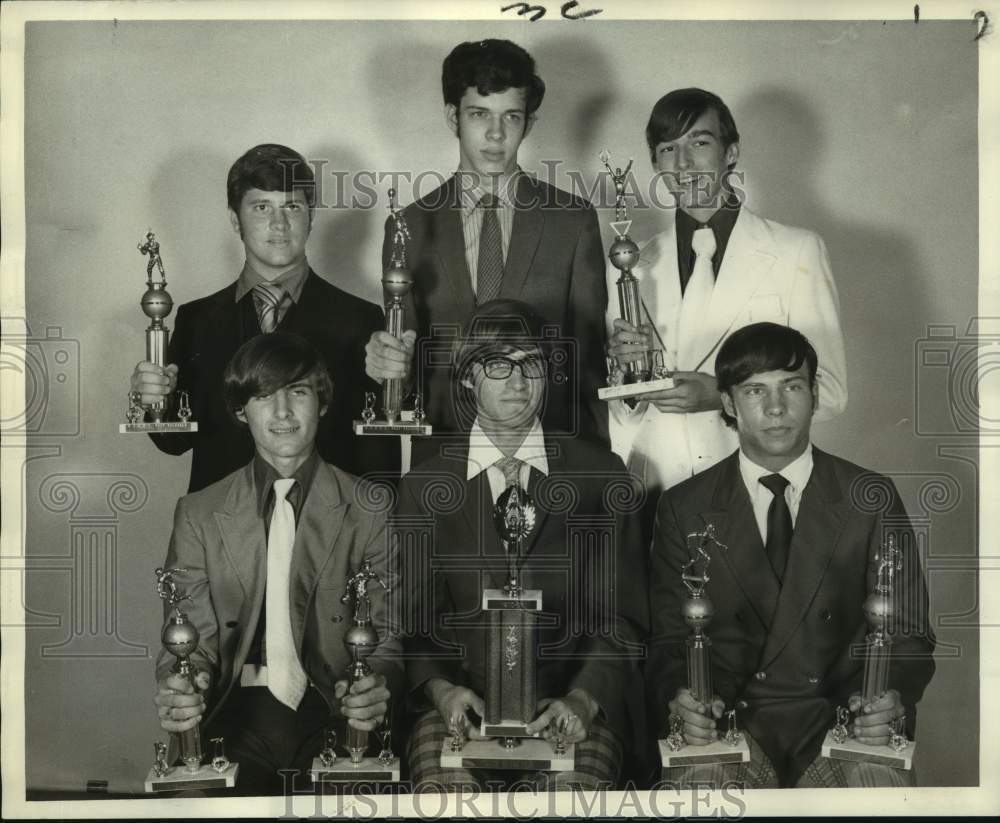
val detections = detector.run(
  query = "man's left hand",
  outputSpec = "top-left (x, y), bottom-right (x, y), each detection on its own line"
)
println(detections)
top-left (335, 673), bottom-right (390, 732)
top-left (526, 689), bottom-right (598, 744)
top-left (849, 689), bottom-right (905, 746)
top-left (648, 371), bottom-right (722, 414)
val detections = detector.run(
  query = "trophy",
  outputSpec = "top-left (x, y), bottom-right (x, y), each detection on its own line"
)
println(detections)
top-left (597, 150), bottom-right (675, 402)
top-left (659, 525), bottom-right (750, 774)
top-left (822, 535), bottom-right (915, 769)
top-left (121, 232), bottom-right (198, 434)
top-left (354, 188), bottom-right (432, 437)
top-left (310, 560), bottom-right (400, 783)
top-left (145, 568), bottom-right (238, 792)
top-left (440, 482), bottom-right (573, 771)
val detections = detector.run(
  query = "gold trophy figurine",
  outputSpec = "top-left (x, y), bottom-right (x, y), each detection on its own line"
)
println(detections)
top-left (145, 568), bottom-right (238, 792)
top-left (354, 188), bottom-right (432, 436)
top-left (121, 231), bottom-right (198, 434)
top-left (598, 150), bottom-right (675, 402)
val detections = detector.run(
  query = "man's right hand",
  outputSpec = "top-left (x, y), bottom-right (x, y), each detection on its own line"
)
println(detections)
top-left (607, 318), bottom-right (655, 366)
top-left (667, 687), bottom-right (725, 745)
top-left (154, 670), bottom-right (210, 734)
top-left (426, 678), bottom-right (485, 741)
top-left (365, 330), bottom-right (416, 383)
top-left (131, 362), bottom-right (178, 406)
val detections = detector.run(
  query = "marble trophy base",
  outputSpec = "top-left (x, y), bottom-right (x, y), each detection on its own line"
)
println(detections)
top-left (440, 737), bottom-right (574, 771)
top-left (144, 761), bottom-right (238, 792)
top-left (598, 376), bottom-right (674, 401)
top-left (120, 421), bottom-right (198, 433)
top-left (658, 736), bottom-right (750, 774)
top-left (310, 755), bottom-right (400, 783)
top-left (353, 410), bottom-right (432, 436)
top-left (821, 731), bottom-right (914, 770)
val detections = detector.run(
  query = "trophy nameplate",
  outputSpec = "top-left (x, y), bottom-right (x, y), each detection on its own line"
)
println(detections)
top-left (659, 526), bottom-right (749, 775)
top-left (823, 536), bottom-right (914, 770)
top-left (121, 232), bottom-right (198, 434)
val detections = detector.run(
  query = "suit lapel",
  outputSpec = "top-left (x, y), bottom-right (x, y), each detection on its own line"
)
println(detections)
top-left (432, 178), bottom-right (477, 320)
top-left (201, 282), bottom-right (243, 363)
top-left (501, 177), bottom-right (544, 300)
top-left (758, 450), bottom-right (847, 669)
top-left (460, 471), bottom-right (509, 591)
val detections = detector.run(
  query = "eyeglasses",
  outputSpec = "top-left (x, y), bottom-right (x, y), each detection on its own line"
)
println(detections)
top-left (481, 355), bottom-right (547, 380)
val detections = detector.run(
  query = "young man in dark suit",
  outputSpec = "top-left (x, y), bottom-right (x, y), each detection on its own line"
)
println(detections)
top-left (131, 144), bottom-right (398, 492)
top-left (394, 299), bottom-right (647, 790)
top-left (646, 322), bottom-right (934, 788)
top-left (153, 333), bottom-right (400, 794)
top-left (364, 39), bottom-right (609, 456)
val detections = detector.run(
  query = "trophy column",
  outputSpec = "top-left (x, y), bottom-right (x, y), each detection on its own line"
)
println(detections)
top-left (310, 560), bottom-right (400, 784)
top-left (145, 568), bottom-right (237, 792)
top-left (121, 231), bottom-right (197, 434)
top-left (354, 188), bottom-right (432, 437)
top-left (597, 150), bottom-right (675, 402)
top-left (822, 536), bottom-right (915, 769)
top-left (659, 526), bottom-right (750, 774)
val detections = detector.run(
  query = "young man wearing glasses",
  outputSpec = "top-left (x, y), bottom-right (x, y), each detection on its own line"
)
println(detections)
top-left (393, 299), bottom-right (648, 790)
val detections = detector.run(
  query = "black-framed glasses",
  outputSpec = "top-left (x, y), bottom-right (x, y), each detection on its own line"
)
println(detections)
top-left (481, 355), bottom-right (547, 380)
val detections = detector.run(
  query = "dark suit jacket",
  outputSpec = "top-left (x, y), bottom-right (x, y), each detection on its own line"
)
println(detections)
top-left (646, 448), bottom-right (935, 786)
top-left (155, 459), bottom-right (403, 725)
top-left (151, 269), bottom-right (399, 492)
top-left (393, 435), bottom-right (648, 740)
top-left (383, 175), bottom-right (609, 454)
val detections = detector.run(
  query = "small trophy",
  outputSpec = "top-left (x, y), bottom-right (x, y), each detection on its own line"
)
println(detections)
top-left (822, 535), bottom-right (915, 769)
top-left (145, 568), bottom-right (238, 792)
top-left (440, 482), bottom-right (573, 772)
top-left (121, 232), bottom-right (198, 434)
top-left (354, 188), bottom-right (432, 437)
top-left (659, 525), bottom-right (750, 774)
top-left (310, 561), bottom-right (399, 783)
top-left (598, 150), bottom-right (674, 402)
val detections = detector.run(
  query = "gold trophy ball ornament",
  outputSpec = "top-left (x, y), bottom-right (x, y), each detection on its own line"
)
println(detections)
top-left (354, 188), bottom-right (432, 436)
top-left (597, 150), bottom-right (675, 402)
top-left (121, 231), bottom-right (198, 434)
top-left (822, 535), bottom-right (915, 769)
top-left (659, 524), bottom-right (750, 773)
top-left (440, 479), bottom-right (573, 773)
top-left (310, 560), bottom-right (400, 784)
top-left (144, 567), bottom-right (238, 792)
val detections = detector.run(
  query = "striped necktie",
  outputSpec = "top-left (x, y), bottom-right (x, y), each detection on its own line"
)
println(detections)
top-left (252, 282), bottom-right (288, 333)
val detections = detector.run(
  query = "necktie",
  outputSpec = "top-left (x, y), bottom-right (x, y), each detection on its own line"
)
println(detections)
top-left (265, 478), bottom-right (308, 710)
top-left (476, 194), bottom-right (504, 304)
top-left (253, 282), bottom-right (288, 333)
top-left (494, 454), bottom-right (523, 490)
top-left (759, 473), bottom-right (793, 584)
top-left (676, 226), bottom-right (717, 369)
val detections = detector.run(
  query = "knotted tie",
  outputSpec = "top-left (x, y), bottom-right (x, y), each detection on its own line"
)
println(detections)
top-left (476, 194), bottom-right (504, 303)
top-left (676, 226), bottom-right (717, 368)
top-left (759, 473), bottom-right (793, 584)
top-left (265, 478), bottom-right (308, 709)
top-left (252, 282), bottom-right (289, 333)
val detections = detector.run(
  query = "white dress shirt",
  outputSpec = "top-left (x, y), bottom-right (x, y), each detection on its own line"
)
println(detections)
top-left (738, 444), bottom-right (814, 545)
top-left (467, 416), bottom-right (550, 502)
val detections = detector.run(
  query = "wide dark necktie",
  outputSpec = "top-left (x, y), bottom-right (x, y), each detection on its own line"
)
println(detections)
top-left (252, 282), bottom-right (288, 333)
top-left (476, 193), bottom-right (504, 304)
top-left (759, 473), bottom-right (792, 584)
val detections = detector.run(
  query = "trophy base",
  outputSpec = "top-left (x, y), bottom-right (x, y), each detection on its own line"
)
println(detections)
top-left (821, 731), bottom-right (914, 770)
top-left (481, 719), bottom-right (536, 739)
top-left (353, 413), bottom-right (432, 436)
top-left (144, 761), bottom-right (238, 792)
top-left (440, 738), bottom-right (574, 771)
top-left (120, 421), bottom-right (198, 433)
top-left (658, 737), bottom-right (751, 773)
top-left (598, 376), bottom-right (675, 401)
top-left (310, 755), bottom-right (400, 783)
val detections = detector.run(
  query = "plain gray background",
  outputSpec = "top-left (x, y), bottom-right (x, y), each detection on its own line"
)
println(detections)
top-left (19, 19), bottom-right (979, 791)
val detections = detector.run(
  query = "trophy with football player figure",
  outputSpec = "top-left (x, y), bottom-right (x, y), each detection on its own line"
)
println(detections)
top-left (121, 232), bottom-right (197, 434)
top-left (822, 535), bottom-right (914, 769)
top-left (659, 525), bottom-right (750, 774)
top-left (145, 567), bottom-right (237, 792)
top-left (598, 150), bottom-right (674, 402)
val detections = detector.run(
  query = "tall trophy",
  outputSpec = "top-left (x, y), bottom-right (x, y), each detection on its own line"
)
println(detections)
top-left (310, 560), bottom-right (400, 784)
top-left (598, 150), bottom-right (675, 402)
top-left (121, 232), bottom-right (197, 434)
top-left (659, 526), bottom-right (750, 774)
top-left (354, 188), bottom-right (432, 437)
top-left (440, 482), bottom-right (573, 771)
top-left (145, 568), bottom-right (237, 792)
top-left (822, 535), bottom-right (914, 769)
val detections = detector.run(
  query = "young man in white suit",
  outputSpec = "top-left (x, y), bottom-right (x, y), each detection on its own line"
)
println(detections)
top-left (606, 88), bottom-right (847, 535)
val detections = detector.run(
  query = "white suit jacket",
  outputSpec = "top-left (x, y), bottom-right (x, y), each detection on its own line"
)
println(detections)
top-left (606, 207), bottom-right (848, 494)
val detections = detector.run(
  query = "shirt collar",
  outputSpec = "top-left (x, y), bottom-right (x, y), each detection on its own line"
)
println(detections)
top-left (466, 416), bottom-right (549, 481)
top-left (253, 448), bottom-right (320, 519)
top-left (738, 443), bottom-right (814, 498)
top-left (676, 195), bottom-right (741, 238)
top-left (235, 257), bottom-right (310, 303)
top-left (457, 168), bottom-right (522, 215)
